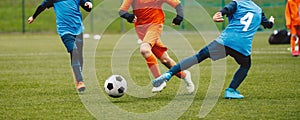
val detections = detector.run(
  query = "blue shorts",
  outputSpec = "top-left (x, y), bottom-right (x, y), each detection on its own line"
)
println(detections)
top-left (200, 40), bottom-right (251, 66)
top-left (60, 33), bottom-right (83, 53)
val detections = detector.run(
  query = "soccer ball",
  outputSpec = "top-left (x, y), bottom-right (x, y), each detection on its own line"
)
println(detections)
top-left (104, 75), bottom-right (127, 98)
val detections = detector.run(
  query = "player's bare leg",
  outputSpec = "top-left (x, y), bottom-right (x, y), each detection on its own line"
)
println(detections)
top-left (140, 43), bottom-right (167, 92)
top-left (140, 43), bottom-right (161, 78)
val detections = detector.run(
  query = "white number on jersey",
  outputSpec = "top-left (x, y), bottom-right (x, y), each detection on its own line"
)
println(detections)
top-left (240, 12), bottom-right (254, 31)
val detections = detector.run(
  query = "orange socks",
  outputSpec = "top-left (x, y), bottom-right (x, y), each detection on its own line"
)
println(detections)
top-left (146, 54), bottom-right (161, 78)
top-left (146, 54), bottom-right (187, 79)
top-left (175, 71), bottom-right (186, 79)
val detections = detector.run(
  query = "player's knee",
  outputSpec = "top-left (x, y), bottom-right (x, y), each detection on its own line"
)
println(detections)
top-left (195, 48), bottom-right (210, 62)
top-left (140, 44), bottom-right (152, 57)
top-left (140, 48), bottom-right (151, 56)
top-left (241, 61), bottom-right (251, 70)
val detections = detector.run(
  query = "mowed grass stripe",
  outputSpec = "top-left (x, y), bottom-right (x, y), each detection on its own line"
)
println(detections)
top-left (0, 33), bottom-right (299, 119)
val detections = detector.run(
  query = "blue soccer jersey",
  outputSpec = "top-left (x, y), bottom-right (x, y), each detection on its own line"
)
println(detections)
top-left (216, 0), bottom-right (262, 56)
top-left (53, 0), bottom-right (84, 37)
top-left (41, 0), bottom-right (84, 37)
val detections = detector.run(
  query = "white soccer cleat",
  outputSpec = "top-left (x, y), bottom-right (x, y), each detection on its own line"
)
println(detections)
top-left (152, 81), bottom-right (166, 93)
top-left (183, 70), bottom-right (194, 94)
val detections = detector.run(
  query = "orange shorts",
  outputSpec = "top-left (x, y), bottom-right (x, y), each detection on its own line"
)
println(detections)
top-left (290, 25), bottom-right (300, 36)
top-left (135, 23), bottom-right (167, 58)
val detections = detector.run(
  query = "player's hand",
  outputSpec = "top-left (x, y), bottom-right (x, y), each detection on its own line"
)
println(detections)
top-left (172, 15), bottom-right (183, 26)
top-left (269, 16), bottom-right (274, 23)
top-left (28, 16), bottom-right (34, 24)
top-left (126, 14), bottom-right (137, 23)
top-left (213, 12), bottom-right (224, 22)
top-left (85, 2), bottom-right (93, 9)
top-left (120, 12), bottom-right (136, 23)
top-left (132, 16), bottom-right (137, 23)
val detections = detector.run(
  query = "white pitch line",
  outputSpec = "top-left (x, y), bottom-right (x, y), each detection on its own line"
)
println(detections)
top-left (0, 52), bottom-right (67, 57)
top-left (0, 49), bottom-right (291, 57)
top-left (252, 51), bottom-right (290, 54)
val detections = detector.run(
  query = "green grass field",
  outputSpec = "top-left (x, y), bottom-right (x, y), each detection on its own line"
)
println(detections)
top-left (0, 32), bottom-right (299, 119)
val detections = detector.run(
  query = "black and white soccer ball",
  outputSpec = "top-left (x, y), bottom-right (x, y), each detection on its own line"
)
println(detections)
top-left (104, 75), bottom-right (127, 98)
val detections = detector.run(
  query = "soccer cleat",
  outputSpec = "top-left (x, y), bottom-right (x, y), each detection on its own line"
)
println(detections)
top-left (152, 72), bottom-right (171, 87)
top-left (183, 70), bottom-right (195, 94)
top-left (76, 81), bottom-right (86, 92)
top-left (224, 88), bottom-right (244, 99)
top-left (292, 51), bottom-right (298, 56)
top-left (152, 82), bottom-right (167, 93)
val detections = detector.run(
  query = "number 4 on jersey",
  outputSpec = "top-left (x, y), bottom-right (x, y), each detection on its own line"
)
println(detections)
top-left (240, 12), bottom-right (254, 31)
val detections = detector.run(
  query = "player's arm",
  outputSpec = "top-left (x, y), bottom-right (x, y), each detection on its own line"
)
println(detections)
top-left (28, 0), bottom-right (53, 24)
top-left (172, 4), bottom-right (183, 26)
top-left (213, 1), bottom-right (237, 22)
top-left (165, 0), bottom-right (183, 25)
top-left (119, 10), bottom-right (136, 23)
top-left (261, 12), bottom-right (274, 29)
top-left (119, 0), bottom-right (136, 23)
top-left (80, 0), bottom-right (92, 12)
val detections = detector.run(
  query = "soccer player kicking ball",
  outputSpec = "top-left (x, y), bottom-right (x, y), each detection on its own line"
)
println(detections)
top-left (119, 0), bottom-right (195, 94)
top-left (28, 0), bottom-right (93, 92)
top-left (152, 0), bottom-right (274, 99)
top-left (285, 0), bottom-right (300, 56)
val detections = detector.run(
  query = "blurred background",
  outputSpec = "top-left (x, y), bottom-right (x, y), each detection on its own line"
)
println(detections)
top-left (0, 0), bottom-right (286, 33)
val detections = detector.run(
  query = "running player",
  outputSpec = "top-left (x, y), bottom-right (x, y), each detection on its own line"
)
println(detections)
top-left (285, 0), bottom-right (300, 56)
top-left (152, 0), bottom-right (274, 99)
top-left (28, 0), bottom-right (93, 92)
top-left (119, 0), bottom-right (194, 94)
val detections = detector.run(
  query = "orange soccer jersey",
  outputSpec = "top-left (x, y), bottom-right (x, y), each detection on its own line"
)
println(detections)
top-left (119, 0), bottom-right (180, 25)
top-left (285, 0), bottom-right (300, 34)
top-left (119, 0), bottom-right (181, 57)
